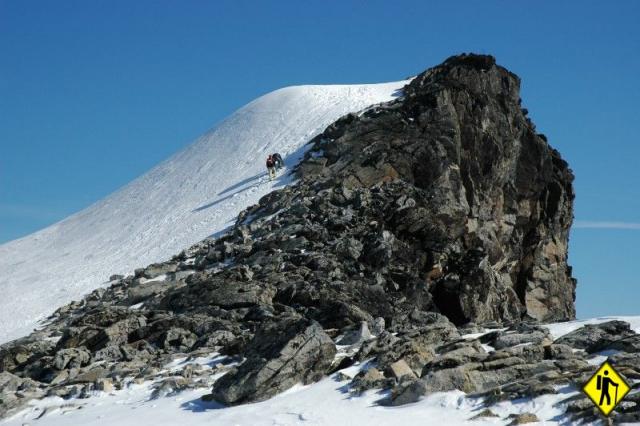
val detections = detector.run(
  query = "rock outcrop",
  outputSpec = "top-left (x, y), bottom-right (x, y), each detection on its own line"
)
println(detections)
top-left (211, 316), bottom-right (336, 404)
top-left (0, 54), bottom-right (596, 422)
top-left (295, 53), bottom-right (576, 324)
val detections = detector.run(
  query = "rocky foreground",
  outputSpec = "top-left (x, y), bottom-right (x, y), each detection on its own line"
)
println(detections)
top-left (1, 55), bottom-right (637, 423)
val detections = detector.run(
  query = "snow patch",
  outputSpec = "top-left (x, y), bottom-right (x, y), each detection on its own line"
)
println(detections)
top-left (6, 317), bottom-right (640, 425)
top-left (544, 316), bottom-right (640, 340)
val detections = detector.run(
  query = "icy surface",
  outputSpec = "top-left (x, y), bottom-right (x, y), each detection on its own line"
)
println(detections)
top-left (0, 81), bottom-right (408, 344)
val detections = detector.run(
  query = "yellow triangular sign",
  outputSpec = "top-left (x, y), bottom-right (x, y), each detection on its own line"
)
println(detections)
top-left (582, 360), bottom-right (631, 417)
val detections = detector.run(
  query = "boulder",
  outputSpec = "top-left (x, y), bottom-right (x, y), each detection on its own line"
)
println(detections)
top-left (143, 262), bottom-right (178, 279)
top-left (0, 372), bottom-right (23, 393)
top-left (0, 372), bottom-right (43, 418)
top-left (421, 365), bottom-right (479, 394)
top-left (95, 378), bottom-right (114, 392)
top-left (390, 378), bottom-right (428, 406)
top-left (385, 359), bottom-right (417, 380)
top-left (555, 321), bottom-right (636, 353)
top-left (336, 321), bottom-right (374, 346)
top-left (605, 334), bottom-right (640, 353)
top-left (425, 342), bottom-right (486, 372)
top-left (151, 377), bottom-right (191, 399)
top-left (70, 367), bottom-right (108, 384)
top-left (544, 343), bottom-right (577, 360)
top-left (211, 316), bottom-right (336, 404)
top-left (350, 367), bottom-right (391, 393)
top-left (470, 409), bottom-right (499, 420)
top-left (335, 237), bottom-right (363, 261)
top-left (53, 347), bottom-right (91, 370)
top-left (128, 280), bottom-right (170, 304)
top-left (508, 413), bottom-right (540, 425)
top-left (160, 328), bottom-right (197, 352)
top-left (493, 330), bottom-right (548, 350)
top-left (84, 315), bottom-right (147, 351)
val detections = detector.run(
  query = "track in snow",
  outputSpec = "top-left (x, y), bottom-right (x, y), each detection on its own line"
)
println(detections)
top-left (0, 81), bottom-right (408, 344)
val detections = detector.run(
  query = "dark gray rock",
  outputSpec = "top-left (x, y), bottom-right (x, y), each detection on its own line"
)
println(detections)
top-left (350, 367), bottom-right (392, 394)
top-left (162, 274), bottom-right (275, 311)
top-left (301, 54), bottom-right (576, 324)
top-left (160, 328), bottom-right (197, 352)
top-left (143, 262), bottom-right (178, 279)
top-left (424, 340), bottom-right (486, 372)
top-left (555, 320), bottom-right (636, 353)
top-left (606, 334), bottom-right (640, 353)
top-left (335, 237), bottom-right (363, 261)
top-left (211, 316), bottom-right (336, 404)
top-left (544, 343), bottom-right (577, 360)
top-left (53, 348), bottom-right (91, 370)
top-left (336, 322), bottom-right (373, 346)
top-left (390, 378), bottom-right (428, 406)
top-left (128, 280), bottom-right (172, 304)
top-left (385, 359), bottom-right (417, 381)
top-left (508, 413), bottom-right (540, 425)
top-left (151, 377), bottom-right (191, 399)
top-left (492, 330), bottom-right (549, 350)
top-left (0, 372), bottom-right (43, 418)
top-left (0, 54), bottom-right (583, 418)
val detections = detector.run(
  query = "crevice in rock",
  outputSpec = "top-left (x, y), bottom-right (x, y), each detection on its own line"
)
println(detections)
top-left (431, 279), bottom-right (468, 326)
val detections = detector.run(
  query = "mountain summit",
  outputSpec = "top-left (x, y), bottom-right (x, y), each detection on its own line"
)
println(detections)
top-left (0, 80), bottom-right (407, 344)
top-left (6, 55), bottom-right (634, 425)
top-left (293, 53), bottom-right (576, 324)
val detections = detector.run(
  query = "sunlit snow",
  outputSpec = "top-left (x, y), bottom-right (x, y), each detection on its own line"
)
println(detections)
top-left (0, 81), bottom-right (407, 344)
top-left (4, 317), bottom-right (638, 426)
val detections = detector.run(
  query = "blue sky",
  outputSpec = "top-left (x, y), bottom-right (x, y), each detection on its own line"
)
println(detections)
top-left (1, 1), bottom-right (638, 318)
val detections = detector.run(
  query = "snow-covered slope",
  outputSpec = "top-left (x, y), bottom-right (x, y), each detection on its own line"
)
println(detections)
top-left (0, 81), bottom-right (408, 344)
top-left (4, 316), bottom-right (639, 426)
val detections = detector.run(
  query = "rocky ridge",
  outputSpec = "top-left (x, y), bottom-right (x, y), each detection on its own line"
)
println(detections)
top-left (2, 54), bottom-right (636, 423)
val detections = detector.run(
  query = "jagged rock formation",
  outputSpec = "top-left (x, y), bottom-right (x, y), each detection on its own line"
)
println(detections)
top-left (211, 316), bottom-right (336, 404)
top-left (2, 54), bottom-right (619, 423)
top-left (296, 53), bottom-right (576, 324)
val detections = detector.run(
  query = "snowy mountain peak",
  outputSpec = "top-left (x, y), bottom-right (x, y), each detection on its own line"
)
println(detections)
top-left (0, 80), bottom-right (408, 344)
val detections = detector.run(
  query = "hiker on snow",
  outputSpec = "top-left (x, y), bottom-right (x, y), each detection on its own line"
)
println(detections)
top-left (272, 153), bottom-right (284, 170)
top-left (266, 154), bottom-right (276, 180)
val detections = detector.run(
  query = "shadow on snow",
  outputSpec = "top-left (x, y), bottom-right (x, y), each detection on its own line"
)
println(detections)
top-left (190, 143), bottom-right (309, 214)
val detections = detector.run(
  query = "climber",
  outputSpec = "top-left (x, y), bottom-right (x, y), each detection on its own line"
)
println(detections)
top-left (272, 152), bottom-right (284, 170)
top-left (266, 154), bottom-right (276, 180)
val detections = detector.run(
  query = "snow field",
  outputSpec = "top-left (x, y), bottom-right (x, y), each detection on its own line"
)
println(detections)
top-left (0, 81), bottom-right (408, 344)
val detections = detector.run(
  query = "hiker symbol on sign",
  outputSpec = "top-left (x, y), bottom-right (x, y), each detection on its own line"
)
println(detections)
top-left (583, 360), bottom-right (631, 417)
